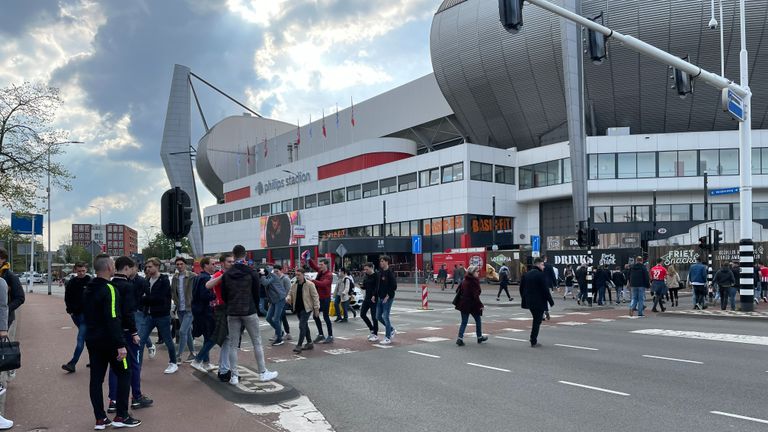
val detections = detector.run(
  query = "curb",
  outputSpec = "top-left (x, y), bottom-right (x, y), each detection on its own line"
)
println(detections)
top-left (193, 368), bottom-right (299, 405)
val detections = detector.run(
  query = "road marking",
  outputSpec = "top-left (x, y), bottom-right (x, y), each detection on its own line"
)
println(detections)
top-left (589, 318), bottom-right (615, 322)
top-left (417, 337), bottom-right (450, 343)
top-left (495, 336), bottom-right (528, 342)
top-left (373, 344), bottom-right (393, 349)
top-left (355, 328), bottom-right (369, 331)
top-left (500, 328), bottom-right (525, 332)
top-left (631, 329), bottom-right (768, 346)
top-left (557, 321), bottom-right (587, 326)
top-left (333, 336), bottom-right (351, 340)
top-left (565, 312), bottom-right (591, 315)
top-left (558, 381), bottom-right (630, 396)
top-left (555, 343), bottom-right (599, 351)
top-left (408, 351), bottom-right (441, 359)
top-left (419, 327), bottom-right (442, 331)
top-left (237, 396), bottom-right (334, 431)
top-left (509, 317), bottom-right (532, 321)
top-left (642, 355), bottom-right (702, 364)
top-left (467, 362), bottom-right (510, 373)
top-left (323, 348), bottom-right (356, 355)
top-left (710, 411), bottom-right (768, 425)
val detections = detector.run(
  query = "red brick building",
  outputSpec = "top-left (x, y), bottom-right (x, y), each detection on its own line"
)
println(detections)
top-left (70, 223), bottom-right (138, 256)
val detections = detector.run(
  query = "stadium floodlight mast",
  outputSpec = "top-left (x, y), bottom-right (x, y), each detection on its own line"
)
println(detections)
top-left (502, 0), bottom-right (755, 310)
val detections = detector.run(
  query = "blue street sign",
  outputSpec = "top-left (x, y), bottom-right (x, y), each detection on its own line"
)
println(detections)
top-left (722, 89), bottom-right (745, 122)
top-left (531, 235), bottom-right (541, 253)
top-left (709, 187), bottom-right (740, 196)
top-left (11, 213), bottom-right (43, 235)
top-left (411, 235), bottom-right (422, 255)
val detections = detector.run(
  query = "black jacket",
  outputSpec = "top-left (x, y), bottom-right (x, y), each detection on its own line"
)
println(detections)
top-left (221, 263), bottom-right (259, 316)
top-left (543, 263), bottom-right (557, 288)
top-left (377, 267), bottom-right (397, 300)
top-left (64, 275), bottom-right (91, 315)
top-left (191, 271), bottom-right (215, 338)
top-left (83, 277), bottom-right (125, 349)
top-left (611, 271), bottom-right (627, 288)
top-left (361, 271), bottom-right (378, 301)
top-left (594, 268), bottom-right (611, 289)
top-left (520, 267), bottom-right (554, 311)
top-left (714, 268), bottom-right (736, 288)
top-left (111, 274), bottom-right (137, 335)
top-left (628, 263), bottom-right (650, 288)
top-left (1, 269), bottom-right (24, 325)
top-left (575, 266), bottom-right (587, 289)
top-left (130, 274), bottom-right (146, 311)
top-left (141, 274), bottom-right (172, 317)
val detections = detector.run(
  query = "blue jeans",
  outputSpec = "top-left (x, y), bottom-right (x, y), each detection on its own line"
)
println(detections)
top-left (109, 331), bottom-right (142, 400)
top-left (313, 297), bottom-right (333, 337)
top-left (139, 315), bottom-right (177, 364)
top-left (728, 286), bottom-right (737, 310)
top-left (630, 287), bottom-right (646, 316)
top-left (376, 298), bottom-right (394, 338)
top-left (266, 299), bottom-right (286, 340)
top-left (458, 312), bottom-right (482, 339)
top-left (177, 310), bottom-right (194, 359)
top-left (597, 286), bottom-right (606, 304)
top-left (134, 311), bottom-right (153, 349)
top-left (219, 335), bottom-right (231, 373)
top-left (68, 313), bottom-right (87, 365)
top-left (259, 297), bottom-right (268, 316)
top-left (195, 334), bottom-right (216, 363)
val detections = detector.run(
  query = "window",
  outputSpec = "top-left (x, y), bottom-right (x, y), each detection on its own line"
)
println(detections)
top-left (271, 202), bottom-right (280, 214)
top-left (363, 181), bottom-right (379, 198)
top-left (637, 152), bottom-right (656, 177)
top-left (218, 214), bottom-right (226, 224)
top-left (691, 204), bottom-right (705, 220)
top-left (292, 197), bottom-right (304, 210)
top-left (753, 148), bottom-right (761, 174)
top-left (711, 203), bottom-right (730, 220)
top-left (233, 210), bottom-right (242, 222)
top-left (495, 165), bottom-right (515, 184)
top-left (372, 225), bottom-right (381, 236)
top-left (763, 149), bottom-right (768, 174)
top-left (420, 168), bottom-right (438, 187)
top-left (250, 206), bottom-right (259, 217)
top-left (261, 204), bottom-right (270, 215)
top-left (634, 205), bottom-right (651, 222)
top-left (388, 223), bottom-right (400, 236)
top-left (442, 163), bottom-right (463, 183)
top-left (304, 194), bottom-right (317, 208)
top-left (754, 202), bottom-right (768, 219)
top-left (658, 151), bottom-right (677, 177)
top-left (720, 149), bottom-right (738, 175)
top-left (655, 205), bottom-right (671, 221)
top-left (332, 188), bottom-right (345, 204)
top-left (410, 220), bottom-right (419, 236)
top-left (617, 153), bottom-right (636, 179)
top-left (670, 204), bottom-right (690, 221)
top-left (317, 191), bottom-right (331, 207)
top-left (519, 167), bottom-right (533, 189)
top-left (398, 173), bottom-right (417, 191)
top-left (598, 153), bottom-right (615, 179)
top-left (226, 211), bottom-right (234, 223)
top-left (563, 158), bottom-right (572, 183)
top-left (593, 206), bottom-right (611, 223)
top-left (613, 206), bottom-right (632, 223)
top-left (347, 185), bottom-right (361, 201)
top-left (699, 150), bottom-right (719, 175)
top-left (470, 162), bottom-right (493, 182)
top-left (280, 200), bottom-right (292, 212)
top-left (380, 177), bottom-right (397, 195)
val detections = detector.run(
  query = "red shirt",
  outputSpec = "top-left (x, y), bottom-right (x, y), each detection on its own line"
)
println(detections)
top-left (210, 270), bottom-right (225, 306)
top-left (650, 265), bottom-right (667, 282)
top-left (760, 267), bottom-right (768, 282)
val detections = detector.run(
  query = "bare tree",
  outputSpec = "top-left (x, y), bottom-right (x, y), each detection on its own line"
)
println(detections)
top-left (0, 82), bottom-right (73, 212)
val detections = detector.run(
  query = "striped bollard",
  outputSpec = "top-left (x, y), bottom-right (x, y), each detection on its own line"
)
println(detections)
top-left (739, 239), bottom-right (755, 312)
top-left (421, 284), bottom-right (429, 310)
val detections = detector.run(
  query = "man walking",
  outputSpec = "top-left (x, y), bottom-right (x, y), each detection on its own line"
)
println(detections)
top-left (520, 258), bottom-right (554, 347)
top-left (138, 258), bottom-right (177, 374)
top-left (171, 257), bottom-right (196, 363)
top-left (0, 248), bottom-right (24, 328)
top-left (83, 254), bottom-right (141, 429)
top-left (62, 262), bottom-right (91, 373)
top-left (360, 262), bottom-right (379, 341)
top-left (689, 257), bottom-right (708, 310)
top-left (437, 264), bottom-right (448, 291)
top-left (191, 257), bottom-right (216, 373)
top-left (308, 258), bottom-right (334, 344)
top-left (205, 253), bottom-right (234, 382)
top-left (650, 259), bottom-right (668, 313)
top-left (628, 257), bottom-right (650, 317)
top-left (221, 245), bottom-right (278, 384)
top-left (260, 264), bottom-right (290, 346)
top-left (130, 265), bottom-right (155, 359)
top-left (375, 256), bottom-right (397, 345)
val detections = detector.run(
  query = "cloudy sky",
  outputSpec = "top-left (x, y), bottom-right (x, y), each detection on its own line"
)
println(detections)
top-left (1, 0), bottom-right (440, 249)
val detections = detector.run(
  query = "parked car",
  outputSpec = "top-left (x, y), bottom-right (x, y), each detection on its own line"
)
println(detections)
top-left (22, 272), bottom-right (44, 283)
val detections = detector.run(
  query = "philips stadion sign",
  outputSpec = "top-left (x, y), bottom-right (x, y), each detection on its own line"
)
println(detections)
top-left (255, 171), bottom-right (311, 195)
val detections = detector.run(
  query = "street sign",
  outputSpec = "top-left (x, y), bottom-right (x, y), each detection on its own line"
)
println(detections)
top-left (722, 88), bottom-right (745, 122)
top-left (709, 187), bottom-right (740, 196)
top-left (411, 235), bottom-right (422, 254)
top-left (11, 213), bottom-right (43, 235)
top-left (531, 235), bottom-right (541, 258)
top-left (335, 243), bottom-right (348, 258)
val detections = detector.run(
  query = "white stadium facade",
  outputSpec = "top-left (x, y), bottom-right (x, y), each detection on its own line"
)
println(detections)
top-left (162, 0), bottom-right (768, 277)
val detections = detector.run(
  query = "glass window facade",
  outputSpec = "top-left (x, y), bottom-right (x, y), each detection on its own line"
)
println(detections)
top-left (519, 158), bottom-right (570, 189)
top-left (380, 177), bottom-right (397, 195)
top-left (317, 191), bottom-right (331, 207)
top-left (347, 185), bottom-right (361, 201)
top-left (362, 181), bottom-right (378, 198)
top-left (332, 188), bottom-right (345, 204)
top-left (470, 162), bottom-right (493, 182)
top-left (398, 173), bottom-right (417, 191)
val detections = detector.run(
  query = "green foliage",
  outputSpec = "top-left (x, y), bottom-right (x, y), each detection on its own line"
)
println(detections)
top-left (65, 244), bottom-right (92, 266)
top-left (142, 233), bottom-right (191, 260)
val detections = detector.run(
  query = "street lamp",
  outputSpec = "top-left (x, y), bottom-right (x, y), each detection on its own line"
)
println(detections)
top-left (282, 169), bottom-right (302, 269)
top-left (89, 205), bottom-right (102, 268)
top-left (47, 140), bottom-right (83, 295)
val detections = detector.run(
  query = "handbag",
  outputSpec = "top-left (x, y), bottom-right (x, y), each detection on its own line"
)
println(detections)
top-left (452, 284), bottom-right (462, 307)
top-left (0, 337), bottom-right (20, 371)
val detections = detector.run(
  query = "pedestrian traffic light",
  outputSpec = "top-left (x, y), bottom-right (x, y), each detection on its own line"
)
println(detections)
top-left (698, 235), bottom-right (709, 250)
top-left (499, 0), bottom-right (524, 33)
top-left (577, 227), bottom-right (587, 248)
top-left (671, 56), bottom-right (693, 99)
top-left (161, 187), bottom-right (193, 239)
top-left (589, 228), bottom-right (599, 247)
top-left (713, 229), bottom-right (723, 250)
top-left (588, 13), bottom-right (607, 64)
top-left (178, 189), bottom-right (193, 238)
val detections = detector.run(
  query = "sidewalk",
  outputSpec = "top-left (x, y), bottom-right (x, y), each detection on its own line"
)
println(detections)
top-left (5, 293), bottom-right (289, 431)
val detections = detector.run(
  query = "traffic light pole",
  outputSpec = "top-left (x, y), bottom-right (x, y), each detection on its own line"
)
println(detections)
top-left (525, 0), bottom-right (754, 310)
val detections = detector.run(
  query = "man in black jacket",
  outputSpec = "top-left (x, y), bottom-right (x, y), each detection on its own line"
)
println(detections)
top-left (360, 262), bottom-right (379, 341)
top-left (137, 258), bottom-right (177, 374)
top-left (520, 258), bottom-right (554, 347)
top-left (374, 256), bottom-right (398, 345)
top-left (628, 257), bottom-right (650, 317)
top-left (83, 254), bottom-right (141, 429)
top-left (130, 266), bottom-right (155, 358)
top-left (107, 257), bottom-right (153, 413)
top-left (0, 247), bottom-right (24, 327)
top-left (221, 245), bottom-right (278, 384)
top-left (62, 262), bottom-right (91, 373)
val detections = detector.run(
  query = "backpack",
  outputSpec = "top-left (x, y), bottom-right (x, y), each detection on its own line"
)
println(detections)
top-left (346, 276), bottom-right (355, 296)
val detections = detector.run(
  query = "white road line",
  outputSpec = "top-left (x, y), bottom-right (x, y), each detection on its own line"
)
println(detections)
top-left (467, 362), bottom-right (510, 373)
top-left (555, 343), bottom-right (599, 351)
top-left (642, 355), bottom-right (703, 364)
top-left (631, 329), bottom-right (768, 346)
top-left (495, 336), bottom-right (528, 342)
top-left (408, 351), bottom-right (441, 359)
top-left (500, 328), bottom-right (525, 332)
top-left (711, 411), bottom-right (768, 425)
top-left (558, 381), bottom-right (630, 396)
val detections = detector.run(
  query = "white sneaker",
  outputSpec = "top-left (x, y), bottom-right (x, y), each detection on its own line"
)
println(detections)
top-left (164, 363), bottom-right (178, 374)
top-left (390, 328), bottom-right (397, 339)
top-left (203, 362), bottom-right (216, 372)
top-left (380, 338), bottom-right (392, 345)
top-left (229, 375), bottom-right (239, 385)
top-left (190, 360), bottom-right (207, 373)
top-left (0, 415), bottom-right (12, 430)
top-left (369, 334), bottom-right (379, 342)
top-left (148, 344), bottom-right (157, 359)
top-left (259, 370), bottom-right (278, 382)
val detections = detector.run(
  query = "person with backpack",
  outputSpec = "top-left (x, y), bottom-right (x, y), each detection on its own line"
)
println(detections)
top-left (260, 264), bottom-right (291, 346)
top-left (563, 265), bottom-right (575, 301)
top-left (496, 265), bottom-right (512, 301)
top-left (0, 248), bottom-right (24, 328)
top-left (611, 265), bottom-right (627, 304)
top-left (334, 268), bottom-right (355, 322)
top-left (714, 262), bottom-right (737, 310)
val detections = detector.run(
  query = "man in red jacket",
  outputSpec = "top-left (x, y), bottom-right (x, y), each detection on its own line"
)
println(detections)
top-left (650, 258), bottom-right (668, 313)
top-left (308, 258), bottom-right (334, 344)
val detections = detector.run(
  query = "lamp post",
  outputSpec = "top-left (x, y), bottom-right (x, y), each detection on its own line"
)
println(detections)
top-left (47, 140), bottom-right (83, 295)
top-left (89, 205), bottom-right (102, 269)
top-left (282, 169), bottom-right (302, 269)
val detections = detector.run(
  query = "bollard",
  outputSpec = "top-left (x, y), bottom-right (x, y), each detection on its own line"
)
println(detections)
top-left (421, 284), bottom-right (429, 310)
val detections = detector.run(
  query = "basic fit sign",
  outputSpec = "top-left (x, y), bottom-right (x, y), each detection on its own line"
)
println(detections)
top-left (432, 249), bottom-right (487, 279)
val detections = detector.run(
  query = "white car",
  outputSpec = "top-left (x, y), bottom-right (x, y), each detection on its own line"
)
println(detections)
top-left (290, 272), bottom-right (364, 310)
top-left (23, 272), bottom-right (44, 283)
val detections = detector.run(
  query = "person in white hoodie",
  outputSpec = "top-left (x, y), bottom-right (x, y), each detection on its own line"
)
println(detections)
top-left (333, 268), bottom-right (356, 322)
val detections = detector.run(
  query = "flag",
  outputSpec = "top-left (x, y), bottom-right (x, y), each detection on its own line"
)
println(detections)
top-left (322, 109), bottom-right (327, 138)
top-left (296, 119), bottom-right (301, 145)
top-left (335, 103), bottom-right (339, 128)
top-left (246, 145), bottom-right (251, 165)
top-left (351, 96), bottom-right (356, 127)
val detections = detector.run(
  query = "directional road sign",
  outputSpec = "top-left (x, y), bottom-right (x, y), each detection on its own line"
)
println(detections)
top-left (709, 187), bottom-right (740, 196)
top-left (722, 89), bottom-right (745, 122)
top-left (531, 235), bottom-right (541, 258)
top-left (412, 235), bottom-right (422, 254)
top-left (335, 243), bottom-right (348, 258)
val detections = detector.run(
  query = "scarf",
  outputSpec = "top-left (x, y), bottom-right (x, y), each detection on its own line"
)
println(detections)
top-left (0, 262), bottom-right (9, 277)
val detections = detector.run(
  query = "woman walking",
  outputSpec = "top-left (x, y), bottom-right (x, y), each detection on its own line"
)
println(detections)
top-left (286, 269), bottom-right (320, 354)
top-left (563, 265), bottom-right (575, 300)
top-left (456, 266), bottom-right (488, 346)
top-left (496, 265), bottom-right (512, 301)
top-left (665, 265), bottom-right (681, 307)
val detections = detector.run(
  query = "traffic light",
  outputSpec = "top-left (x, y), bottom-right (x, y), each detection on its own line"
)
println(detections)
top-left (698, 235), bottom-right (709, 250)
top-left (588, 13), bottom-right (607, 64)
top-left (161, 187), bottom-right (193, 239)
top-left (671, 56), bottom-right (693, 99)
top-left (588, 228), bottom-right (599, 247)
top-left (577, 227), bottom-right (587, 248)
top-left (499, 0), bottom-right (524, 33)
top-left (178, 189), bottom-right (193, 238)
top-left (713, 229), bottom-right (723, 250)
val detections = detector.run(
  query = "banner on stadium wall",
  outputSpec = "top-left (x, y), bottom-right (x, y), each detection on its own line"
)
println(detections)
top-left (259, 211), bottom-right (299, 248)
